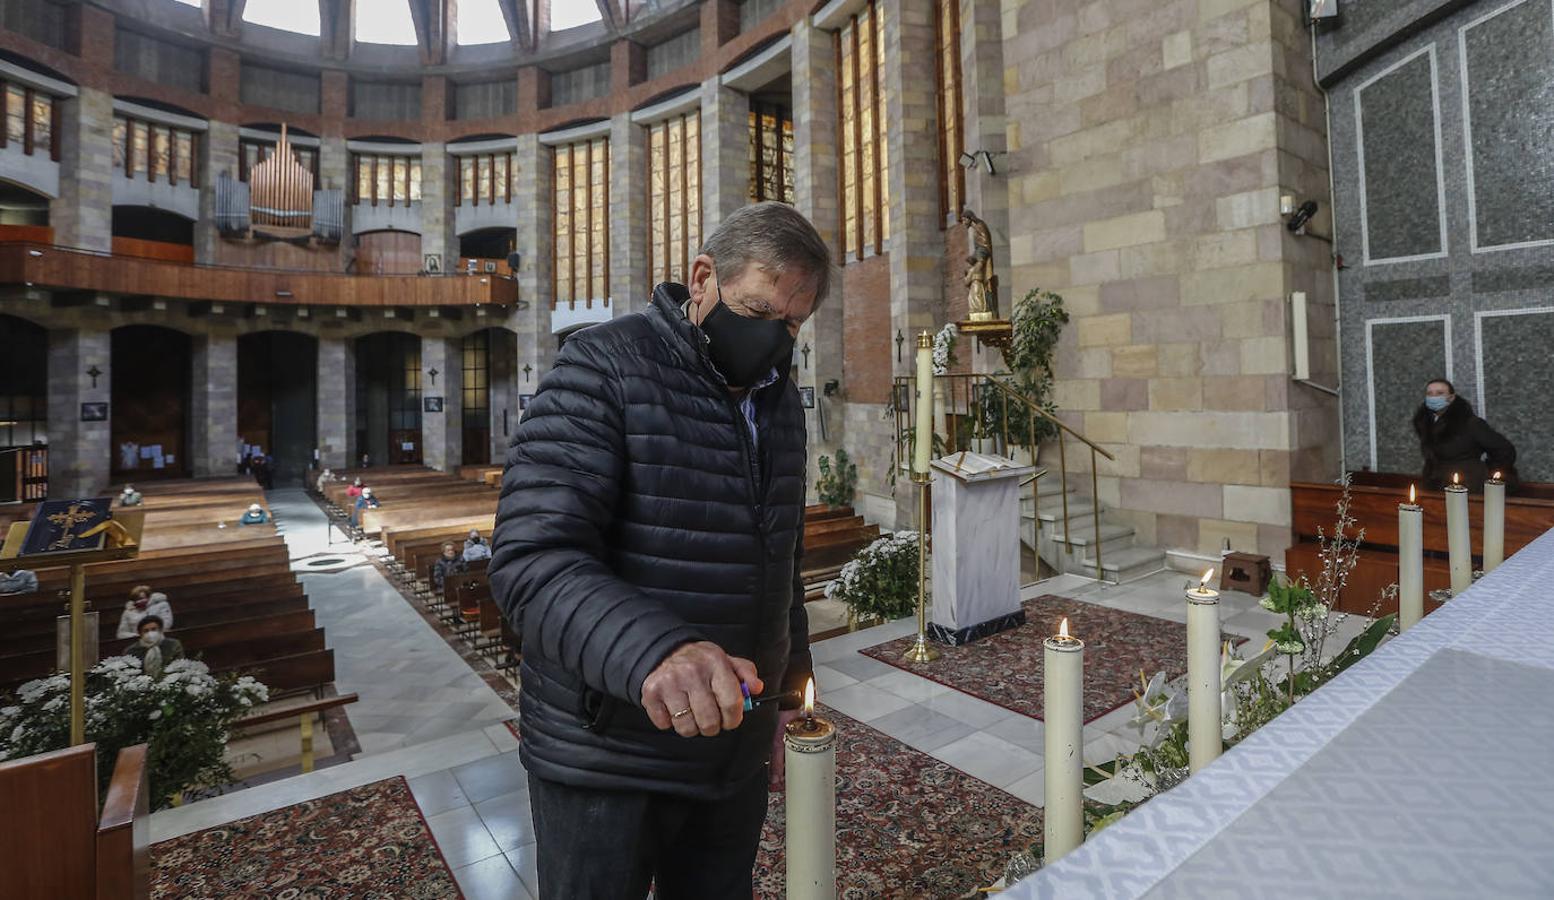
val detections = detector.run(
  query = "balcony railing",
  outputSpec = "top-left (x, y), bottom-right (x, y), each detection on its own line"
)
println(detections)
top-left (0, 242), bottom-right (520, 308)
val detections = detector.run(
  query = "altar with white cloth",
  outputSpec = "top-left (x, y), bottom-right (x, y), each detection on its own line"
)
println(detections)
top-left (1009, 527), bottom-right (1554, 899)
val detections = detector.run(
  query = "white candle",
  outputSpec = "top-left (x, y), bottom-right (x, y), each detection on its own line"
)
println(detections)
top-left (1290, 291), bottom-right (1310, 381)
top-left (1445, 474), bottom-right (1471, 595)
top-left (1483, 473), bottom-right (1505, 573)
top-left (1398, 485), bottom-right (1423, 631)
top-left (1043, 618), bottom-right (1085, 863)
top-left (912, 332), bottom-right (934, 475)
top-left (1186, 570), bottom-right (1222, 773)
top-left (784, 679), bottom-right (836, 900)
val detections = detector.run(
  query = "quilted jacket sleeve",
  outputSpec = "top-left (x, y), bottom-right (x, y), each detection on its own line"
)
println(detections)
top-left (782, 510), bottom-right (814, 709)
top-left (489, 336), bottom-right (707, 708)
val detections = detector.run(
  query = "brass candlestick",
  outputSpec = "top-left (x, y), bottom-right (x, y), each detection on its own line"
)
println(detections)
top-left (901, 470), bottom-right (940, 663)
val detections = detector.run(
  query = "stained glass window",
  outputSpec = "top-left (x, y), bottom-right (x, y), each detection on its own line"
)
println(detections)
top-left (352, 153), bottom-right (421, 205)
top-left (936, 0), bottom-right (963, 224)
top-left (748, 103), bottom-right (793, 204)
top-left (836, 0), bottom-right (891, 260)
top-left (647, 111), bottom-right (701, 286)
top-left (552, 136), bottom-right (610, 306)
top-left (4, 85), bottom-right (25, 148)
top-left (30, 93), bottom-right (50, 158)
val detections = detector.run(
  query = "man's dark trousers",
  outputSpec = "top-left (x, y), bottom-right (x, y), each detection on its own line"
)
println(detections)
top-left (526, 770), bottom-right (770, 899)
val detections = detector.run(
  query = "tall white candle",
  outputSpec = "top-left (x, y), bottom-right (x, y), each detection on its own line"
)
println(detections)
top-left (1483, 473), bottom-right (1505, 573)
top-left (912, 332), bottom-right (934, 475)
top-left (1398, 485), bottom-right (1423, 631)
top-left (1043, 618), bottom-right (1085, 864)
top-left (1186, 570), bottom-right (1222, 774)
top-left (1445, 474), bottom-right (1471, 595)
top-left (784, 679), bottom-right (836, 900)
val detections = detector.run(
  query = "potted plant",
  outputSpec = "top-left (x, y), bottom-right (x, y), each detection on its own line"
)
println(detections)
top-left (824, 531), bottom-right (922, 627)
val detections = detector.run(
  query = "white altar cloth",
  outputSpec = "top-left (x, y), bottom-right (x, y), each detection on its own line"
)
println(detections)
top-left (1008, 527), bottom-right (1554, 899)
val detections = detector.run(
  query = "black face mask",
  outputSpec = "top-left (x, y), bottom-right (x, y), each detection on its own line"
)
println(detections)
top-left (698, 285), bottom-right (794, 388)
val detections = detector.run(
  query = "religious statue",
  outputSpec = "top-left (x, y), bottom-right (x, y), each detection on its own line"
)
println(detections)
top-left (961, 209), bottom-right (1000, 321)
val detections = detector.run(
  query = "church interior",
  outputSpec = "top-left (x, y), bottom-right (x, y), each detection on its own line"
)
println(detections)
top-left (2, 0), bottom-right (1553, 896)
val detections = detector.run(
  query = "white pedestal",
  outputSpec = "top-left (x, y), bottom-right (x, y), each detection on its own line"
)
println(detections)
top-left (929, 454), bottom-right (1036, 645)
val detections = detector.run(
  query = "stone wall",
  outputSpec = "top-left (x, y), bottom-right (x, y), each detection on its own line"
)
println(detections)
top-left (1000, 0), bottom-right (1340, 558)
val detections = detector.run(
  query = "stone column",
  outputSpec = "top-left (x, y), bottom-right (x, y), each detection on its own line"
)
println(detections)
top-left (792, 18), bottom-right (844, 496)
top-left (46, 327), bottom-right (112, 498)
top-left (960, 0), bottom-right (1010, 374)
top-left (420, 335), bottom-right (463, 471)
top-left (488, 327), bottom-right (519, 462)
top-left (513, 133), bottom-right (558, 379)
top-left (319, 135), bottom-right (352, 271)
top-left (700, 80), bottom-right (749, 236)
top-left (419, 142), bottom-right (458, 272)
top-left (189, 334), bottom-right (239, 478)
top-left (51, 87), bottom-right (114, 252)
top-left (610, 112), bottom-right (649, 313)
top-left (197, 120), bottom-right (240, 265)
top-left (316, 336), bottom-right (355, 469)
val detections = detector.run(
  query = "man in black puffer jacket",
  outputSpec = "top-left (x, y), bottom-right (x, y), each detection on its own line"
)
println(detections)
top-left (490, 202), bottom-right (829, 899)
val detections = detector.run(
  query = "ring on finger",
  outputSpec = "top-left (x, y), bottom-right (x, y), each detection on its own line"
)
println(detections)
top-left (672, 707), bottom-right (693, 719)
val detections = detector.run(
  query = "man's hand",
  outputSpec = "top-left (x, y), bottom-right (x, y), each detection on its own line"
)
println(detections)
top-left (641, 642), bottom-right (763, 738)
top-left (769, 708), bottom-right (804, 792)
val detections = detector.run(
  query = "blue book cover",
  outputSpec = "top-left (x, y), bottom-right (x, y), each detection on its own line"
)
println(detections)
top-left (20, 498), bottom-right (114, 556)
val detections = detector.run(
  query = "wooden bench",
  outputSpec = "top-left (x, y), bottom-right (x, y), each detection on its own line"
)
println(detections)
top-left (0, 742), bottom-right (150, 899)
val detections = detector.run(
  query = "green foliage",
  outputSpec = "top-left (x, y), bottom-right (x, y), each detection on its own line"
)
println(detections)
top-left (816, 449), bottom-right (859, 508)
top-left (824, 531), bottom-right (922, 622)
top-left (1327, 614), bottom-right (1396, 678)
top-left (0, 658), bottom-right (268, 810)
top-left (963, 289), bottom-right (1071, 446)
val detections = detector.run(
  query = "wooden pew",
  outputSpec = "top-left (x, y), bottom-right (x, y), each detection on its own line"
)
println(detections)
top-left (0, 742), bottom-right (150, 900)
top-left (1287, 475), bottom-right (1554, 616)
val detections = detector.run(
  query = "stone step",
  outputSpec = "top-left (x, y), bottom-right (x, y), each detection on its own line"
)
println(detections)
top-left (1083, 546), bottom-right (1168, 584)
top-left (1051, 521), bottom-right (1135, 552)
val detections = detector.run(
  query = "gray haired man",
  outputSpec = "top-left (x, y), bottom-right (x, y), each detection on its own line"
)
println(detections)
top-left (491, 202), bottom-right (831, 898)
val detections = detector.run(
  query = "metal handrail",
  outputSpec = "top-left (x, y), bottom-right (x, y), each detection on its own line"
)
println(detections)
top-left (893, 371), bottom-right (1112, 583)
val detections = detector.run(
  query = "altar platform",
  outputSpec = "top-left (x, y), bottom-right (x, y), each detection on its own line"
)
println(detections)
top-left (1012, 527), bottom-right (1554, 898)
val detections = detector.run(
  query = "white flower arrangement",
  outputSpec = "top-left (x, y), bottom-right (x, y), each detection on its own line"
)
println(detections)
top-left (932, 323), bottom-right (958, 375)
top-left (824, 530), bottom-right (923, 622)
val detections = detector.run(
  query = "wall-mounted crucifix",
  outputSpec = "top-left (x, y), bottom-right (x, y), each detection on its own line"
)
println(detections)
top-left (801, 343), bottom-right (811, 369)
top-left (87, 365), bottom-right (102, 389)
top-left (428, 367), bottom-right (439, 386)
top-left (523, 363), bottom-right (533, 382)
top-left (895, 330), bottom-right (905, 363)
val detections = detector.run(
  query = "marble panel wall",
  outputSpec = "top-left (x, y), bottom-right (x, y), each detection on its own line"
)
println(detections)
top-left (1366, 318), bottom-right (1448, 474)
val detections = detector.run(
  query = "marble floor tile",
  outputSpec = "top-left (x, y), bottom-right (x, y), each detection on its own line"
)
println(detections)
top-left (1003, 768), bottom-right (1046, 807)
top-left (929, 731), bottom-right (1043, 789)
top-left (483, 721), bottom-right (521, 753)
top-left (821, 652), bottom-right (903, 684)
top-left (425, 805), bottom-right (504, 869)
top-left (984, 714), bottom-right (1046, 756)
top-left (406, 769), bottom-right (471, 817)
top-left (474, 788), bottom-right (537, 851)
top-left (454, 853), bottom-right (534, 900)
top-left (812, 663), bottom-right (860, 694)
top-left (867, 668), bottom-right (955, 703)
top-left (917, 690), bottom-right (1017, 730)
top-left (820, 681), bottom-right (916, 723)
top-left (452, 751), bottom-right (528, 805)
top-left (506, 843), bottom-right (541, 899)
top-left (867, 706), bottom-right (976, 753)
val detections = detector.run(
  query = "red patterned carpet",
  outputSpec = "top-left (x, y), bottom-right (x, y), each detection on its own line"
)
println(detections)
top-left (754, 705), bottom-right (1043, 899)
top-left (862, 594), bottom-right (1244, 724)
top-left (151, 776), bottom-right (462, 899)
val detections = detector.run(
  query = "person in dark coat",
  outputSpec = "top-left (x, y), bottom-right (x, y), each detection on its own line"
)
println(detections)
top-left (125, 615), bottom-right (184, 680)
top-left (490, 202), bottom-right (828, 899)
top-left (431, 541), bottom-right (467, 594)
top-left (1413, 378), bottom-right (1517, 492)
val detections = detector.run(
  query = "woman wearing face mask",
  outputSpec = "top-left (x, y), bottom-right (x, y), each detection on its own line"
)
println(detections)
top-left (117, 584), bottom-right (175, 638)
top-left (463, 529), bottom-right (492, 562)
top-left (432, 541), bottom-right (468, 594)
top-left (1412, 378), bottom-right (1517, 492)
top-left (126, 615), bottom-right (184, 679)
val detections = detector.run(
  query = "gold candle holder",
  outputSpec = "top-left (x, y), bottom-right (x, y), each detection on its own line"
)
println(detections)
top-left (901, 469), bottom-right (941, 663)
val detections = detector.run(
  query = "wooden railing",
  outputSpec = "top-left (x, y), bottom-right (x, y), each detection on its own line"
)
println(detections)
top-left (894, 372), bottom-right (1116, 582)
top-left (0, 241), bottom-right (519, 308)
top-left (232, 692), bottom-right (359, 775)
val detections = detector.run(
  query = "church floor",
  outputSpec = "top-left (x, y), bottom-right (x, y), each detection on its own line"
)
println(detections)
top-left (152, 564), bottom-right (1367, 898)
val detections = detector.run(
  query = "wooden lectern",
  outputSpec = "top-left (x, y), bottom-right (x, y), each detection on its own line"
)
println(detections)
top-left (1, 502), bottom-right (146, 746)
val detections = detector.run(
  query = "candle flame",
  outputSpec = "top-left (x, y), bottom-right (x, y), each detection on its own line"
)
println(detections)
top-left (1409, 484), bottom-right (1416, 503)
top-left (1058, 617), bottom-right (1070, 639)
top-left (1199, 569), bottom-right (1214, 588)
top-left (1493, 471), bottom-right (1502, 481)
top-left (1453, 472), bottom-right (1460, 485)
top-left (803, 678), bottom-right (815, 716)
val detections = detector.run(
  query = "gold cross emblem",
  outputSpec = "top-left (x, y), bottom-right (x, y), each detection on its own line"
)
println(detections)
top-left (46, 503), bottom-right (98, 551)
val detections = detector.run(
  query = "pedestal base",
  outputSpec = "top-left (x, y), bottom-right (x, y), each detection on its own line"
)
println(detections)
top-left (928, 608), bottom-right (1026, 646)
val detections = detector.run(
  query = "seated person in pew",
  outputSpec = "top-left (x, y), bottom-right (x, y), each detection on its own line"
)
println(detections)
top-left (118, 484), bottom-right (143, 506)
top-left (346, 478), bottom-right (364, 501)
top-left (350, 487), bottom-right (380, 526)
top-left (239, 503), bottom-right (269, 525)
top-left (125, 616), bottom-right (184, 679)
top-left (432, 542), bottom-right (468, 594)
top-left (117, 585), bottom-right (174, 638)
top-left (316, 468), bottom-right (334, 494)
top-left (1413, 377), bottom-right (1518, 492)
top-left (360, 453), bottom-right (371, 468)
top-left (1, 568), bottom-right (38, 595)
top-left (463, 529), bottom-right (492, 562)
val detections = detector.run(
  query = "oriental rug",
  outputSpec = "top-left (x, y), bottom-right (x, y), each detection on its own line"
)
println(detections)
top-left (861, 595), bottom-right (1245, 724)
top-left (151, 776), bottom-right (462, 899)
top-left (754, 705), bottom-right (1043, 899)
